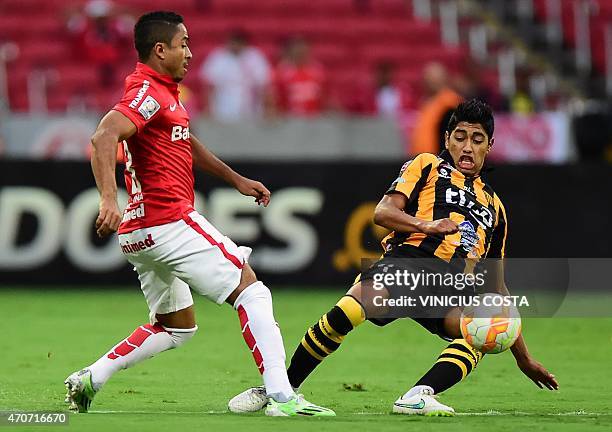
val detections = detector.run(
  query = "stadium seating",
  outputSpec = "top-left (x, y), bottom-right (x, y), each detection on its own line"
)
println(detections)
top-left (1, 0), bottom-right (468, 112)
top-left (533, 0), bottom-right (610, 74)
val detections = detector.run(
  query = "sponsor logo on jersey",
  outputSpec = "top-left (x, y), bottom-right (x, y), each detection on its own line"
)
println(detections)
top-left (445, 187), bottom-right (494, 229)
top-left (169, 103), bottom-right (177, 112)
top-left (138, 95), bottom-right (160, 120)
top-left (121, 233), bottom-right (156, 254)
top-left (171, 125), bottom-right (190, 141)
top-left (121, 203), bottom-right (145, 223)
top-left (458, 220), bottom-right (480, 254)
top-left (129, 80), bottom-right (150, 108)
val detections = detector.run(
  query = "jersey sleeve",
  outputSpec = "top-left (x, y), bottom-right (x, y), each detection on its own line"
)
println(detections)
top-left (386, 153), bottom-right (436, 200)
top-left (112, 80), bottom-right (162, 132)
top-left (487, 198), bottom-right (508, 258)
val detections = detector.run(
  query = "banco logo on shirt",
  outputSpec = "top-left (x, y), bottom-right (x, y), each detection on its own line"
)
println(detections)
top-left (171, 125), bottom-right (190, 141)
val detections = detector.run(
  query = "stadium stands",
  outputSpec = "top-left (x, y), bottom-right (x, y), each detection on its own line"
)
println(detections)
top-left (0, 0), bottom-right (467, 112)
top-left (533, 0), bottom-right (610, 74)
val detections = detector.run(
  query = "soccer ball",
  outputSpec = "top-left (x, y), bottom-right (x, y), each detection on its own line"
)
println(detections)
top-left (460, 293), bottom-right (522, 354)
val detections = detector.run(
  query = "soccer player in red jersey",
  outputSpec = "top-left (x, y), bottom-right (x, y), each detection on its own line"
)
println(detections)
top-left (274, 37), bottom-right (326, 117)
top-left (64, 11), bottom-right (334, 417)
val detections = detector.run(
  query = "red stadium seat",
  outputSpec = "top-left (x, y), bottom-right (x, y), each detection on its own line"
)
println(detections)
top-left (4, 0), bottom-right (485, 113)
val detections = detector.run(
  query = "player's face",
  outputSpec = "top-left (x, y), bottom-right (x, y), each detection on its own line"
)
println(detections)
top-left (445, 121), bottom-right (493, 177)
top-left (164, 24), bottom-right (192, 82)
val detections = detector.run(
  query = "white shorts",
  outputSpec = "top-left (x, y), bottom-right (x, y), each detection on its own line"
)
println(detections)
top-left (118, 210), bottom-right (251, 324)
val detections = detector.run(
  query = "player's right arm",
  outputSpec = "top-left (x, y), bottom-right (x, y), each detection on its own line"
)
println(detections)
top-left (374, 194), bottom-right (458, 235)
top-left (374, 154), bottom-right (458, 236)
top-left (91, 111), bottom-right (137, 237)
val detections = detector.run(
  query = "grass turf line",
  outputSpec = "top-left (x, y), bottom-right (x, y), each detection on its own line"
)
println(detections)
top-left (1, 287), bottom-right (611, 431)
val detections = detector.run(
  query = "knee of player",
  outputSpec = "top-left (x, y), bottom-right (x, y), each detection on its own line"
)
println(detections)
top-left (239, 264), bottom-right (258, 286)
top-left (167, 325), bottom-right (198, 348)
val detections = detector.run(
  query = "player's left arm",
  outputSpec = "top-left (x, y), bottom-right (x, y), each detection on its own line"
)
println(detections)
top-left (488, 260), bottom-right (558, 390)
top-left (189, 133), bottom-right (270, 206)
top-left (487, 201), bottom-right (559, 390)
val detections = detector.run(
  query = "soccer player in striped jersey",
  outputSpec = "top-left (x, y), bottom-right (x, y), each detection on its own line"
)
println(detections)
top-left (229, 99), bottom-right (559, 416)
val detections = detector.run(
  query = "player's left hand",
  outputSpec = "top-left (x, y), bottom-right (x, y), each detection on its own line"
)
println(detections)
top-left (517, 356), bottom-right (559, 390)
top-left (235, 177), bottom-right (271, 207)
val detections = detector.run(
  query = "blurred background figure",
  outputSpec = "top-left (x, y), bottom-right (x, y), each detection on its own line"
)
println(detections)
top-left (373, 61), bottom-right (403, 119)
top-left (0, 0), bottom-right (609, 162)
top-left (410, 62), bottom-right (462, 155)
top-left (199, 29), bottom-right (271, 123)
top-left (66, 0), bottom-right (132, 89)
top-left (454, 59), bottom-right (503, 112)
top-left (273, 37), bottom-right (326, 118)
top-left (509, 67), bottom-right (536, 114)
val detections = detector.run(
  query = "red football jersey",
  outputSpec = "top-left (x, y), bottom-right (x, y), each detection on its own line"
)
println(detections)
top-left (275, 62), bottom-right (325, 116)
top-left (112, 62), bottom-right (194, 234)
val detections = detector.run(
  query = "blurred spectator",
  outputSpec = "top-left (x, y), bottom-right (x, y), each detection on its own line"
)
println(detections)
top-left (374, 62), bottom-right (402, 119)
top-left (66, 0), bottom-right (132, 88)
top-left (454, 60), bottom-right (503, 111)
top-left (199, 30), bottom-right (271, 123)
top-left (509, 68), bottom-right (536, 114)
top-left (410, 62), bottom-right (462, 155)
top-left (273, 37), bottom-right (326, 117)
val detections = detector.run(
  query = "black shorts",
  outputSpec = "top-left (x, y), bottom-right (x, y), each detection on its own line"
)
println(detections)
top-left (358, 245), bottom-right (476, 341)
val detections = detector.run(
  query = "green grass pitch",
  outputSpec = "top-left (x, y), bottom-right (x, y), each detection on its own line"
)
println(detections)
top-left (2, 287), bottom-right (611, 431)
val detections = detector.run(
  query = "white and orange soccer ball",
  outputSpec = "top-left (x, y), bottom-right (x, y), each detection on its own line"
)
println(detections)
top-left (460, 293), bottom-right (522, 354)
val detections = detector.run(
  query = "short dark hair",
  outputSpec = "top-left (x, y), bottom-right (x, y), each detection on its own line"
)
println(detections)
top-left (446, 99), bottom-right (495, 140)
top-left (134, 11), bottom-right (184, 61)
top-left (228, 28), bottom-right (249, 44)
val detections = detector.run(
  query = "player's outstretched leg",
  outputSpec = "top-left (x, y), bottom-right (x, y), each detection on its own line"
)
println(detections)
top-left (65, 322), bottom-right (196, 412)
top-left (287, 295), bottom-right (365, 389)
top-left (228, 293), bottom-right (365, 413)
top-left (393, 339), bottom-right (482, 416)
top-left (232, 279), bottom-right (335, 417)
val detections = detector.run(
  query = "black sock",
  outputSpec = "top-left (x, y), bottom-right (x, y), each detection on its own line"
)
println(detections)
top-left (287, 296), bottom-right (364, 388)
top-left (415, 339), bottom-right (483, 393)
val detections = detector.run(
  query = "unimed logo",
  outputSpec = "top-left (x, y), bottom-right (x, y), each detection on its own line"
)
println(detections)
top-left (121, 234), bottom-right (155, 254)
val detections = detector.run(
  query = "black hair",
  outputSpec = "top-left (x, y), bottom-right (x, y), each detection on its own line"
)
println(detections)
top-left (134, 11), bottom-right (184, 61)
top-left (446, 98), bottom-right (495, 140)
top-left (228, 28), bottom-right (249, 44)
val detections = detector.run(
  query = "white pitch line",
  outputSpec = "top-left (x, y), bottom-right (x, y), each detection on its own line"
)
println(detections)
top-left (91, 410), bottom-right (610, 417)
top-left (354, 411), bottom-right (610, 417)
top-left (458, 411), bottom-right (609, 417)
top-left (90, 410), bottom-right (228, 415)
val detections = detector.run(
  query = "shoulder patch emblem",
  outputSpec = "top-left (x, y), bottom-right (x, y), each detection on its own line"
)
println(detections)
top-left (437, 165), bottom-right (452, 179)
top-left (399, 159), bottom-right (413, 175)
top-left (138, 95), bottom-right (160, 120)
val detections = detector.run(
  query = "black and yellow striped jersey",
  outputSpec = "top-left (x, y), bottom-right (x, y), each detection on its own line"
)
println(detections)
top-left (383, 150), bottom-right (507, 261)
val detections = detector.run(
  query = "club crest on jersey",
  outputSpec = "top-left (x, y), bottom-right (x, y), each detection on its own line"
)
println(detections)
top-left (437, 164), bottom-right (453, 179)
top-left (138, 95), bottom-right (160, 120)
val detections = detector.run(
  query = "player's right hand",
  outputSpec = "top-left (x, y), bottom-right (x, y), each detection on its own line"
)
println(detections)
top-left (96, 199), bottom-right (122, 238)
top-left (421, 218), bottom-right (459, 235)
